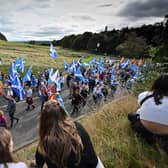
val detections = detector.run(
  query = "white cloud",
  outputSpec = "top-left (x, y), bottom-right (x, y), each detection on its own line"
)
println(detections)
top-left (0, 0), bottom-right (165, 41)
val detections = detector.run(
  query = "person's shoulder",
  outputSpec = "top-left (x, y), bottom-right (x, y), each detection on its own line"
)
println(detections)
top-left (138, 91), bottom-right (153, 105)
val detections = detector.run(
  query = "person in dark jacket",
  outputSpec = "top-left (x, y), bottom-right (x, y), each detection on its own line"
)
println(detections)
top-left (35, 99), bottom-right (98, 168)
top-left (3, 87), bottom-right (19, 128)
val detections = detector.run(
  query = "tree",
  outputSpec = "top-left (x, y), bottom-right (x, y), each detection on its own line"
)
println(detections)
top-left (116, 32), bottom-right (149, 58)
top-left (87, 34), bottom-right (108, 53)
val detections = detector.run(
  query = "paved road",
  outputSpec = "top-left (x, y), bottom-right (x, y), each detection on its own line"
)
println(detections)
top-left (0, 87), bottom-right (127, 150)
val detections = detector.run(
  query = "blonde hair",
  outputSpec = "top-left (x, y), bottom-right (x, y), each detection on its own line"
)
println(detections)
top-left (0, 110), bottom-right (4, 117)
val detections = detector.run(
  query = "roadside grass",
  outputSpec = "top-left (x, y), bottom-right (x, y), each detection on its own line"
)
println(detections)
top-left (0, 41), bottom-right (95, 75)
top-left (15, 95), bottom-right (168, 168)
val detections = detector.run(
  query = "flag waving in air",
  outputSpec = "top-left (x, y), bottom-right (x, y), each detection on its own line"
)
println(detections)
top-left (50, 43), bottom-right (58, 59)
top-left (23, 66), bottom-right (32, 82)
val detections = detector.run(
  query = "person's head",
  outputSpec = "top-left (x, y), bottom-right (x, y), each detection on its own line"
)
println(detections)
top-left (0, 128), bottom-right (14, 163)
top-left (0, 111), bottom-right (4, 117)
top-left (39, 100), bottom-right (83, 167)
top-left (151, 74), bottom-right (168, 105)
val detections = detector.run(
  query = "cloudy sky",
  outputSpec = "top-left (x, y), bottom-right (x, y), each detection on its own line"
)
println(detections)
top-left (0, 0), bottom-right (167, 41)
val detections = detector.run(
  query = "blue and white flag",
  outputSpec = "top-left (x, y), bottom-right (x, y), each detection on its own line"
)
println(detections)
top-left (75, 67), bottom-right (85, 81)
top-left (64, 61), bottom-right (69, 71)
top-left (10, 63), bottom-right (17, 82)
top-left (23, 66), bottom-right (32, 82)
top-left (11, 74), bottom-right (25, 100)
top-left (50, 43), bottom-right (58, 59)
top-left (31, 75), bottom-right (37, 87)
top-left (89, 58), bottom-right (96, 65)
top-left (120, 59), bottom-right (130, 69)
top-left (69, 60), bottom-right (76, 73)
top-left (15, 58), bottom-right (25, 73)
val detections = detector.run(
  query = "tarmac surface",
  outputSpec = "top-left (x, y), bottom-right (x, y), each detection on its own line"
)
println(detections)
top-left (0, 87), bottom-right (127, 150)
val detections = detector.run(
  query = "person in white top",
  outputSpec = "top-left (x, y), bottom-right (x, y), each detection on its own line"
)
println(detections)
top-left (0, 127), bottom-right (27, 168)
top-left (128, 74), bottom-right (168, 151)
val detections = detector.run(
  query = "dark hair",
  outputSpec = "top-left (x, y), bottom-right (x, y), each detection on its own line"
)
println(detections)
top-left (151, 74), bottom-right (168, 105)
top-left (0, 128), bottom-right (14, 163)
top-left (38, 100), bottom-right (83, 167)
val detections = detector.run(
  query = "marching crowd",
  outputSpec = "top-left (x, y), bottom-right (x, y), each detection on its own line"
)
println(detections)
top-left (0, 57), bottom-right (155, 168)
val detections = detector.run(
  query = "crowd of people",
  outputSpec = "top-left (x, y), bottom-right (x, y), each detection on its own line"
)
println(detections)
top-left (2, 57), bottom-right (165, 167)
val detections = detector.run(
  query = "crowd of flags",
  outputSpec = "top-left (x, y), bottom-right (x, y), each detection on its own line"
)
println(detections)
top-left (7, 42), bottom-right (145, 100)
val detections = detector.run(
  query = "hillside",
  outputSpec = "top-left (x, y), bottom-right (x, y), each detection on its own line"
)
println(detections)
top-left (0, 32), bottom-right (7, 41)
top-left (15, 95), bottom-right (168, 168)
top-left (0, 41), bottom-right (95, 75)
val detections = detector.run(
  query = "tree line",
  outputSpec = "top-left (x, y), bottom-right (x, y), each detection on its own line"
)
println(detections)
top-left (53, 15), bottom-right (168, 62)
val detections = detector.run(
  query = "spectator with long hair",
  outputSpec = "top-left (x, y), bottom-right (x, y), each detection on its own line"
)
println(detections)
top-left (35, 99), bottom-right (99, 168)
top-left (128, 74), bottom-right (168, 151)
top-left (0, 127), bottom-right (27, 167)
top-left (0, 111), bottom-right (8, 128)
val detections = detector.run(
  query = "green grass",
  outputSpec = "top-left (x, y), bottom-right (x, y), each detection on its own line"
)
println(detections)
top-left (15, 95), bottom-right (168, 168)
top-left (0, 41), bottom-right (97, 75)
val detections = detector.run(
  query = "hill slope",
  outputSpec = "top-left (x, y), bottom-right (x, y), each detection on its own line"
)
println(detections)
top-left (15, 95), bottom-right (168, 168)
top-left (0, 32), bottom-right (7, 41)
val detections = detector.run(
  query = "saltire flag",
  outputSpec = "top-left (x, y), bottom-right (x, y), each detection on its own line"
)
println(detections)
top-left (89, 58), bottom-right (96, 65)
top-left (31, 75), bottom-right (37, 87)
top-left (15, 58), bottom-right (25, 73)
top-left (9, 63), bottom-right (17, 82)
top-left (129, 64), bottom-right (139, 73)
top-left (64, 61), bottom-right (69, 71)
top-left (23, 66), bottom-right (32, 82)
top-left (82, 63), bottom-right (89, 67)
top-left (56, 78), bottom-right (61, 92)
top-left (11, 74), bottom-right (25, 100)
top-left (50, 70), bottom-right (60, 82)
top-left (120, 59), bottom-right (130, 69)
top-left (47, 68), bottom-right (54, 84)
top-left (50, 43), bottom-right (58, 59)
top-left (75, 67), bottom-right (85, 81)
top-left (69, 60), bottom-right (76, 73)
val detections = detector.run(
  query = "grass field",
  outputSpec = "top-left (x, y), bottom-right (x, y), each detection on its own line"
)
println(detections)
top-left (15, 95), bottom-right (168, 168)
top-left (0, 40), bottom-right (97, 75)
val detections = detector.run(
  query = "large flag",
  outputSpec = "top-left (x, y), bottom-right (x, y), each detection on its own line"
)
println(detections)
top-left (10, 63), bottom-right (17, 82)
top-left (11, 74), bottom-right (25, 100)
top-left (50, 70), bottom-right (60, 82)
top-left (75, 67), bottom-right (85, 81)
top-left (15, 58), bottom-right (25, 73)
top-left (50, 43), bottom-right (58, 59)
top-left (69, 60), bottom-right (76, 73)
top-left (23, 66), bottom-right (32, 82)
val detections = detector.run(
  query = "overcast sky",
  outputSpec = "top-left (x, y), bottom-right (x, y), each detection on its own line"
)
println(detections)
top-left (0, 0), bottom-right (167, 41)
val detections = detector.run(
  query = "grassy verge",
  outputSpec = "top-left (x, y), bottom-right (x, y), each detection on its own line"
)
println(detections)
top-left (15, 95), bottom-right (168, 168)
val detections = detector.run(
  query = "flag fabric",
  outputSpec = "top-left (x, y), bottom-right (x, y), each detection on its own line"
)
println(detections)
top-left (75, 67), bottom-right (85, 81)
top-left (56, 78), bottom-right (61, 92)
top-left (31, 75), bottom-right (37, 87)
top-left (120, 59), bottom-right (130, 69)
top-left (50, 43), bottom-right (58, 59)
top-left (89, 58), bottom-right (96, 65)
top-left (15, 58), bottom-right (25, 73)
top-left (64, 61), bottom-right (69, 71)
top-left (23, 66), bottom-right (32, 82)
top-left (50, 70), bottom-right (60, 82)
top-left (10, 63), bottom-right (17, 82)
top-left (69, 60), bottom-right (76, 73)
top-left (11, 74), bottom-right (25, 100)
